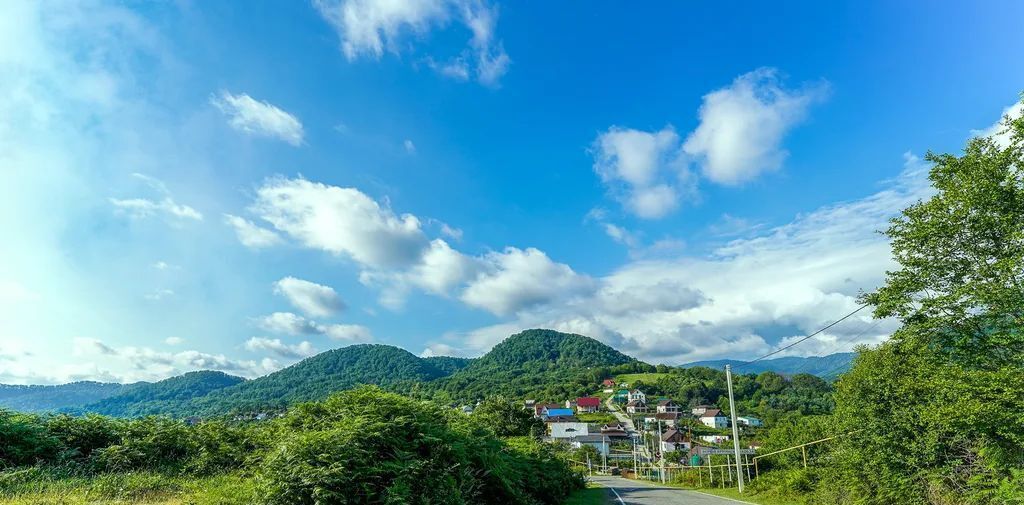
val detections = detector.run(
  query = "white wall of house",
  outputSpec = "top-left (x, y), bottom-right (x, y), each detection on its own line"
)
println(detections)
top-left (700, 416), bottom-right (728, 428)
top-left (550, 422), bottom-right (590, 439)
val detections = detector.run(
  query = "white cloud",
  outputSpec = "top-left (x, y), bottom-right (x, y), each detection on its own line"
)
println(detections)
top-left (403, 139), bottom-right (416, 153)
top-left (683, 68), bottom-right (829, 185)
top-left (211, 91), bottom-right (304, 146)
top-left (224, 214), bottom-right (284, 249)
top-left (318, 323), bottom-right (374, 342)
top-left (419, 342), bottom-right (462, 357)
top-left (164, 336), bottom-right (183, 345)
top-left (109, 174), bottom-right (203, 221)
top-left (461, 247), bottom-right (595, 316)
top-left (72, 338), bottom-right (281, 380)
top-left (313, 0), bottom-right (509, 85)
top-left (255, 311), bottom-right (321, 335)
top-left (273, 276), bottom-right (346, 318)
top-left (143, 288), bottom-right (174, 301)
top-left (252, 177), bottom-right (429, 269)
top-left (592, 126), bottom-right (695, 219)
top-left (970, 101), bottom-right (1023, 149)
top-left (244, 337), bottom-right (317, 359)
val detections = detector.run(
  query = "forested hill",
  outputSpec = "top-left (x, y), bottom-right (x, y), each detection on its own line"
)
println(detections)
top-left (0, 381), bottom-right (132, 412)
top-left (430, 329), bottom-right (644, 403)
top-left (184, 344), bottom-right (453, 416)
top-left (681, 352), bottom-right (855, 378)
top-left (77, 371), bottom-right (245, 417)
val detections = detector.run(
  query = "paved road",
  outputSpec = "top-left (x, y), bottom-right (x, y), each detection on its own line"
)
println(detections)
top-left (605, 396), bottom-right (636, 432)
top-left (589, 476), bottom-right (750, 505)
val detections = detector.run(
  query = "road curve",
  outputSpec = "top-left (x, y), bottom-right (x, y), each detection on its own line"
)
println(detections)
top-left (588, 475), bottom-right (753, 505)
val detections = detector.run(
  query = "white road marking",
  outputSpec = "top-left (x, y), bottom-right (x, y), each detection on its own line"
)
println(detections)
top-left (608, 485), bottom-right (628, 505)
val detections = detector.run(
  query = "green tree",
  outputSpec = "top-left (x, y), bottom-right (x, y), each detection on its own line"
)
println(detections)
top-left (832, 99), bottom-right (1024, 504)
top-left (471, 396), bottom-right (544, 437)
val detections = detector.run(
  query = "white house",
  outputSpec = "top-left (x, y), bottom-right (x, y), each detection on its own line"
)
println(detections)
top-left (627, 389), bottom-right (647, 403)
top-left (699, 409), bottom-right (729, 429)
top-left (699, 434), bottom-right (731, 444)
top-left (737, 416), bottom-right (763, 427)
top-left (656, 399), bottom-right (680, 414)
top-left (571, 434), bottom-right (611, 457)
top-left (549, 422), bottom-right (590, 439)
top-left (691, 404), bottom-right (715, 416)
top-left (660, 428), bottom-right (691, 453)
top-left (625, 400), bottom-right (648, 414)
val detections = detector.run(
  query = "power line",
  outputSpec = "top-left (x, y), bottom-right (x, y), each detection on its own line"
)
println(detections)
top-left (734, 304), bottom-right (871, 371)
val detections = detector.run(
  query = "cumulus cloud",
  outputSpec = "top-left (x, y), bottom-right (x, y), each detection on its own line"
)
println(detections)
top-left (244, 337), bottom-right (317, 359)
top-left (211, 91), bottom-right (304, 146)
top-left (70, 338), bottom-right (280, 380)
top-left (461, 247), bottom-right (595, 316)
top-left (313, 0), bottom-right (509, 85)
top-left (318, 323), bottom-right (374, 342)
top-left (254, 311), bottom-right (321, 335)
top-left (403, 139), bottom-right (416, 153)
top-left (164, 336), bottom-right (183, 345)
top-left (224, 214), bottom-right (283, 249)
top-left (273, 276), bottom-right (346, 318)
top-left (970, 101), bottom-right (1023, 149)
top-left (592, 126), bottom-right (696, 219)
top-left (252, 177), bottom-right (429, 269)
top-left (683, 68), bottom-right (829, 185)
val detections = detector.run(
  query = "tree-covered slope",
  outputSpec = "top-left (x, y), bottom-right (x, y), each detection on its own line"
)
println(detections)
top-left (0, 381), bottom-right (131, 412)
top-left (432, 329), bottom-right (643, 402)
top-left (80, 371), bottom-right (245, 417)
top-left (185, 344), bottom-right (452, 415)
top-left (681, 352), bottom-right (856, 378)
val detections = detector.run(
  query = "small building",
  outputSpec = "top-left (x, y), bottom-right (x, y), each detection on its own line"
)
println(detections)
top-left (543, 407), bottom-right (576, 419)
top-left (571, 434), bottom-right (611, 457)
top-left (660, 428), bottom-right (691, 453)
top-left (613, 389), bottom-right (630, 403)
top-left (627, 389), bottom-right (647, 403)
top-left (602, 379), bottom-right (617, 387)
top-left (600, 423), bottom-right (630, 439)
top-left (656, 399), bottom-right (680, 414)
top-left (700, 434), bottom-right (731, 444)
top-left (524, 400), bottom-right (536, 411)
top-left (460, 405), bottom-right (474, 414)
top-left (654, 412), bottom-right (681, 428)
top-left (625, 400), bottom-right (648, 414)
top-left (565, 400), bottom-right (577, 410)
top-left (737, 416), bottom-right (763, 427)
top-left (575, 397), bottom-right (601, 413)
top-left (549, 421), bottom-right (590, 439)
top-left (534, 402), bottom-right (562, 417)
top-left (692, 404), bottom-right (715, 417)
top-left (699, 409), bottom-right (729, 429)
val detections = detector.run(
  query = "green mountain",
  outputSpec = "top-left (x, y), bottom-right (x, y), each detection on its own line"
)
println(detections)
top-left (79, 371), bottom-right (245, 417)
top-left (434, 329), bottom-right (640, 402)
top-left (680, 352), bottom-right (856, 378)
top-left (184, 344), bottom-right (452, 416)
top-left (0, 381), bottom-right (132, 412)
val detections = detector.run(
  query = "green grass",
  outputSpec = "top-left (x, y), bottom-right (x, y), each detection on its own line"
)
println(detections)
top-left (0, 471), bottom-right (256, 505)
top-left (576, 412), bottom-right (617, 424)
top-left (614, 373), bottom-right (670, 385)
top-left (562, 485), bottom-right (611, 505)
top-left (686, 486), bottom-right (804, 505)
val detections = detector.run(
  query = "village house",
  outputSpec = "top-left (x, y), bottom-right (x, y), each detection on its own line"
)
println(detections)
top-left (548, 420), bottom-right (590, 439)
top-left (691, 404), bottom-right (715, 416)
top-left (654, 412), bottom-right (681, 428)
top-left (542, 407), bottom-right (575, 419)
top-left (574, 397), bottom-right (601, 413)
top-left (599, 423), bottom-right (630, 439)
top-left (660, 428), bottom-right (691, 453)
top-left (699, 408), bottom-right (729, 428)
top-left (656, 399), bottom-right (680, 414)
top-left (601, 379), bottom-right (616, 387)
top-left (534, 402), bottom-right (562, 417)
top-left (524, 400), bottom-right (536, 411)
top-left (700, 434), bottom-right (731, 444)
top-left (737, 416), bottom-right (763, 427)
top-left (571, 434), bottom-right (611, 457)
top-left (625, 399), bottom-right (648, 414)
top-left (612, 389), bottom-right (630, 403)
top-left (627, 389), bottom-right (647, 403)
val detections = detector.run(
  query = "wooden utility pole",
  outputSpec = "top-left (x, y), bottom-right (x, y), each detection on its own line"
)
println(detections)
top-left (725, 365), bottom-right (745, 493)
top-left (657, 419), bottom-right (666, 484)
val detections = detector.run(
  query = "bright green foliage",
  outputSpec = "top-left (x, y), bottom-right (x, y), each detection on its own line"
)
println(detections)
top-left (823, 99), bottom-right (1024, 504)
top-left (471, 395), bottom-right (545, 437)
top-left (0, 410), bottom-right (58, 468)
top-left (44, 414), bottom-right (124, 461)
top-left (258, 386), bottom-right (581, 504)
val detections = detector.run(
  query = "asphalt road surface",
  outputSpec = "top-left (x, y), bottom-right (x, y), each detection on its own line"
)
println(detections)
top-left (589, 476), bottom-right (751, 505)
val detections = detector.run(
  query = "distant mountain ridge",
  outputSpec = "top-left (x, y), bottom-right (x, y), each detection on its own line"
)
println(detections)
top-left (680, 352), bottom-right (856, 378)
top-left (2, 330), bottom-right (854, 416)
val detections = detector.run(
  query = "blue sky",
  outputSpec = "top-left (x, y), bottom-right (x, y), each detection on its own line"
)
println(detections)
top-left (2, 0), bottom-right (1023, 384)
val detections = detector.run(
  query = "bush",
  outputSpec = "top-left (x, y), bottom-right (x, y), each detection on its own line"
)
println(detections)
top-left (0, 410), bottom-right (59, 468)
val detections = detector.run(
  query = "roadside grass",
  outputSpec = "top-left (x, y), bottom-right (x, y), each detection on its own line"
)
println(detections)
top-left (563, 484), bottom-right (611, 505)
top-left (576, 412), bottom-right (618, 424)
top-left (614, 373), bottom-right (670, 385)
top-left (684, 486), bottom-right (804, 505)
top-left (0, 471), bottom-right (256, 505)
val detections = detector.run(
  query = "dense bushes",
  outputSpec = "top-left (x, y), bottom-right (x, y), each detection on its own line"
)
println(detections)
top-left (0, 387), bottom-right (582, 504)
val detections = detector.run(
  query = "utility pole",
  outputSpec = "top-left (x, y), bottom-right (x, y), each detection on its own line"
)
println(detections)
top-left (633, 434), bottom-right (638, 476)
top-left (657, 419), bottom-right (665, 484)
top-left (725, 364), bottom-right (745, 493)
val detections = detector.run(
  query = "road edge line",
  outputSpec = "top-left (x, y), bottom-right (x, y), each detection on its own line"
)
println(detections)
top-left (688, 489), bottom-right (758, 504)
top-left (608, 485), bottom-right (627, 505)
